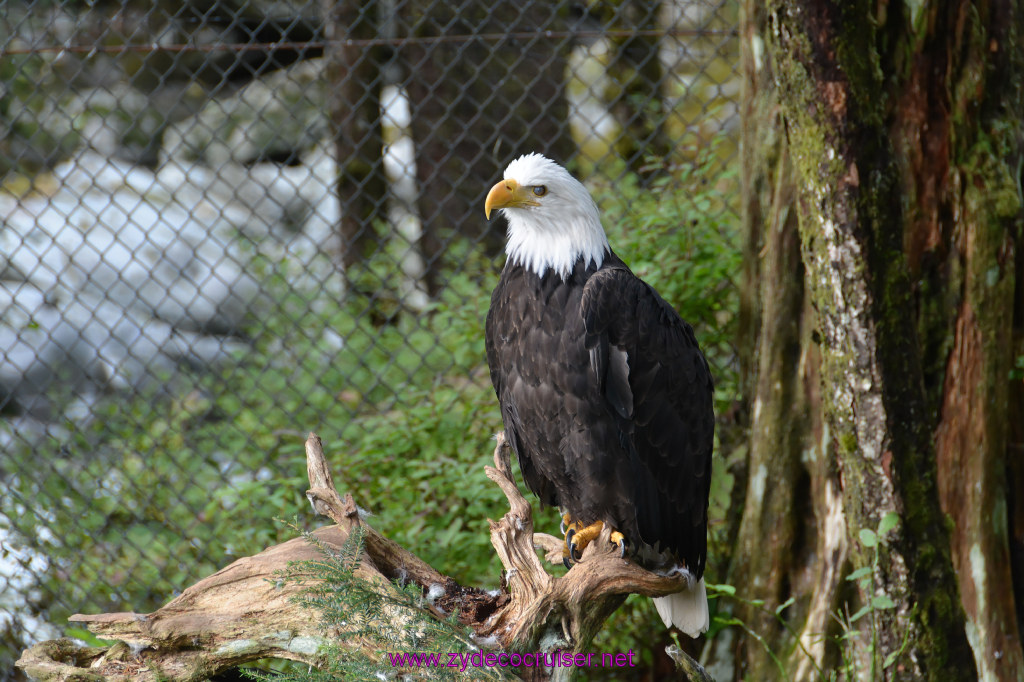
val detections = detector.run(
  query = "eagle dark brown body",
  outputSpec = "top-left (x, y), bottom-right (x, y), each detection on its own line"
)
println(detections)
top-left (485, 251), bottom-right (714, 579)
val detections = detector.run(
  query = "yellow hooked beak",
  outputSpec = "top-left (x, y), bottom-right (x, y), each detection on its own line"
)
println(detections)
top-left (484, 178), bottom-right (540, 220)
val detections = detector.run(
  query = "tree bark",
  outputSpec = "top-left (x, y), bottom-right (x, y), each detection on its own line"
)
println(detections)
top-left (17, 528), bottom-right (370, 681)
top-left (769, 0), bottom-right (978, 676)
top-left (918, 4), bottom-right (1024, 681)
top-left (726, 4), bottom-right (845, 679)
top-left (734, 0), bottom-right (1024, 679)
top-left (730, 114), bottom-right (806, 678)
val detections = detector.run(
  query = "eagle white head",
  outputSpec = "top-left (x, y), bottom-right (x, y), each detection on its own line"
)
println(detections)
top-left (484, 153), bottom-right (609, 279)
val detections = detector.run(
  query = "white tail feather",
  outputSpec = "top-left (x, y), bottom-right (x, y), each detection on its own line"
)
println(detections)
top-left (653, 577), bottom-right (709, 638)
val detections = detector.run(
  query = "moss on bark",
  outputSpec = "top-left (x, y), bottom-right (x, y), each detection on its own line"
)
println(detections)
top-left (931, 3), bottom-right (1024, 679)
top-left (762, 1), bottom-right (979, 678)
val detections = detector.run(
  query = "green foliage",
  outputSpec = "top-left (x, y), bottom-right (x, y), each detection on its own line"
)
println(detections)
top-left (1011, 354), bottom-right (1024, 381)
top-left (705, 583), bottom-right (825, 682)
top-left (1, 255), bottom-right (506, 631)
top-left (837, 512), bottom-right (905, 679)
top-left (0, 51), bottom-right (80, 178)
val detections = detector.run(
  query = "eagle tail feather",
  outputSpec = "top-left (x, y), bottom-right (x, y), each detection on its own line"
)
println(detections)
top-left (653, 577), bottom-right (709, 638)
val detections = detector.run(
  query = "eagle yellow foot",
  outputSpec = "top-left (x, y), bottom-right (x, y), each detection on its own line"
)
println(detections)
top-left (561, 515), bottom-right (583, 569)
top-left (561, 518), bottom-right (628, 568)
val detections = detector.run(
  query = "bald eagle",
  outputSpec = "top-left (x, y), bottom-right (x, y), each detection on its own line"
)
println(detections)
top-left (483, 154), bottom-right (714, 637)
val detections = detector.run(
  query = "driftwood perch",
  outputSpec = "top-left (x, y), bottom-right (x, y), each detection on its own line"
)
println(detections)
top-left (18, 432), bottom-right (700, 681)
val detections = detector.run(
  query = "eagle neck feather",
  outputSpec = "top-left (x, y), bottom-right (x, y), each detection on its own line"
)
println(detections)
top-left (503, 205), bottom-right (609, 281)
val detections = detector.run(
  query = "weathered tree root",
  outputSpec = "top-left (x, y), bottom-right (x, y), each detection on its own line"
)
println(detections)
top-left (479, 433), bottom-right (688, 653)
top-left (17, 432), bottom-right (702, 681)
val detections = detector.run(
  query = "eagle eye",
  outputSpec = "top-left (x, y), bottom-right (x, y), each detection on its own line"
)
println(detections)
top-left (532, 185), bottom-right (548, 197)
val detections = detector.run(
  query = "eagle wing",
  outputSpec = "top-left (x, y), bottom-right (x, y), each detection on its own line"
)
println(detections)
top-left (485, 268), bottom-right (560, 507)
top-left (580, 264), bottom-right (714, 576)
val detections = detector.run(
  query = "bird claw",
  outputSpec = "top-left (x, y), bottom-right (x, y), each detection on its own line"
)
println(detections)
top-left (566, 528), bottom-right (584, 563)
top-left (562, 515), bottom-right (583, 568)
top-left (610, 530), bottom-right (628, 558)
top-left (562, 520), bottom-right (626, 566)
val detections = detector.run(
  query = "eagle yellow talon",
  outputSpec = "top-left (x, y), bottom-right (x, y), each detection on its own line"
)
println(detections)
top-left (610, 530), bottom-right (628, 557)
top-left (569, 520), bottom-right (605, 550)
top-left (560, 513), bottom-right (580, 536)
top-left (561, 515), bottom-right (585, 568)
top-left (563, 520), bottom-right (626, 566)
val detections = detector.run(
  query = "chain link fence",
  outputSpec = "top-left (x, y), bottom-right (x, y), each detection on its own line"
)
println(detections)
top-left (1, 1), bottom-right (740, 677)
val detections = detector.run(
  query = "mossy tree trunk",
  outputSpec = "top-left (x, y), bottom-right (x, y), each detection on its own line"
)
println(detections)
top-left (731, 0), bottom-right (803, 665)
top-left (732, 0), bottom-right (1024, 679)
top-left (728, 4), bottom-right (844, 679)
top-left (916, 5), bottom-right (1024, 680)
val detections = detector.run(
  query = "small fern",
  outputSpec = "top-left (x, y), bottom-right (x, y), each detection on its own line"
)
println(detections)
top-left (243, 526), bottom-right (514, 681)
